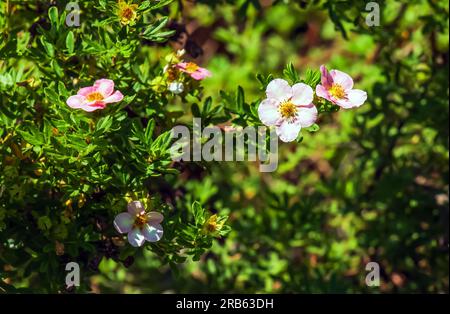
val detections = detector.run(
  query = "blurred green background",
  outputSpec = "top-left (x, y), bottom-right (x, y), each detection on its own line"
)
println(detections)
top-left (93, 1), bottom-right (449, 293)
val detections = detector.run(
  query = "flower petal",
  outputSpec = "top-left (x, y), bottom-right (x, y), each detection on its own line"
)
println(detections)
top-left (199, 67), bottom-right (212, 76)
top-left (82, 106), bottom-right (104, 112)
top-left (330, 70), bottom-right (353, 90)
top-left (258, 98), bottom-right (281, 126)
top-left (175, 62), bottom-right (188, 72)
top-left (142, 223), bottom-right (163, 242)
top-left (315, 84), bottom-right (331, 101)
top-left (78, 101), bottom-right (106, 112)
top-left (320, 65), bottom-right (333, 88)
top-left (114, 212), bottom-right (134, 234)
top-left (291, 83), bottom-right (313, 106)
top-left (66, 95), bottom-right (86, 109)
top-left (103, 90), bottom-right (124, 104)
top-left (266, 79), bottom-right (292, 102)
top-left (77, 86), bottom-right (96, 96)
top-left (147, 211), bottom-right (164, 224)
top-left (127, 228), bottom-right (146, 247)
top-left (127, 201), bottom-right (145, 215)
top-left (191, 68), bottom-right (211, 80)
top-left (297, 104), bottom-right (318, 128)
top-left (275, 120), bottom-right (302, 142)
top-left (93, 79), bottom-right (115, 97)
top-left (334, 98), bottom-right (355, 109)
top-left (346, 89), bottom-right (367, 107)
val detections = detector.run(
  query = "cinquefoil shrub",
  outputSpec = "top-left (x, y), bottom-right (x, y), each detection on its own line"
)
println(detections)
top-left (1, 0), bottom-right (448, 293)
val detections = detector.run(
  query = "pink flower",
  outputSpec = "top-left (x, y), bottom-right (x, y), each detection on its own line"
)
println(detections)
top-left (258, 79), bottom-right (318, 142)
top-left (114, 201), bottom-right (164, 247)
top-left (66, 79), bottom-right (124, 112)
top-left (175, 62), bottom-right (211, 80)
top-left (316, 65), bottom-right (367, 109)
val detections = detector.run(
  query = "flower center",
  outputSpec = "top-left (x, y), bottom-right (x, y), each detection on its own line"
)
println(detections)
top-left (204, 214), bottom-right (220, 233)
top-left (86, 92), bottom-right (104, 102)
top-left (118, 2), bottom-right (137, 24)
top-left (134, 213), bottom-right (148, 229)
top-left (122, 8), bottom-right (134, 20)
top-left (206, 221), bottom-right (217, 232)
top-left (279, 101), bottom-right (298, 120)
top-left (185, 62), bottom-right (199, 73)
top-left (329, 84), bottom-right (346, 99)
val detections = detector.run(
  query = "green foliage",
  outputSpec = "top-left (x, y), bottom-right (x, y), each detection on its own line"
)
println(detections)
top-left (0, 0), bottom-right (448, 293)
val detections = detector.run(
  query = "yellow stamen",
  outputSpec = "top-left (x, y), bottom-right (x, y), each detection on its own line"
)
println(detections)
top-left (279, 101), bottom-right (297, 120)
top-left (185, 62), bottom-right (199, 73)
top-left (329, 84), bottom-right (346, 99)
top-left (206, 216), bottom-right (218, 232)
top-left (122, 8), bottom-right (133, 19)
top-left (203, 214), bottom-right (224, 234)
top-left (134, 213), bottom-right (148, 228)
top-left (118, 1), bottom-right (138, 26)
top-left (86, 92), bottom-right (104, 102)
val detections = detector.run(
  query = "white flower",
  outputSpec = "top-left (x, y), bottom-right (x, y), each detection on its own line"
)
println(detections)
top-left (258, 79), bottom-right (318, 142)
top-left (114, 201), bottom-right (164, 247)
top-left (168, 81), bottom-right (184, 94)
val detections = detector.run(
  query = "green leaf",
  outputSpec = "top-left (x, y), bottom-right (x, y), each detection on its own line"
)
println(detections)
top-left (50, 59), bottom-right (64, 78)
top-left (303, 69), bottom-right (321, 86)
top-left (143, 17), bottom-right (169, 36)
top-left (96, 116), bottom-right (113, 133)
top-left (256, 73), bottom-right (268, 89)
top-left (141, 17), bottom-right (175, 42)
top-left (283, 62), bottom-right (300, 83)
top-left (236, 86), bottom-right (245, 112)
top-left (66, 31), bottom-right (75, 54)
top-left (202, 97), bottom-right (213, 116)
top-left (17, 129), bottom-right (45, 146)
top-left (48, 7), bottom-right (59, 27)
top-left (37, 216), bottom-right (52, 231)
top-left (151, 130), bottom-right (173, 150)
top-left (58, 81), bottom-right (68, 98)
top-left (40, 37), bottom-right (54, 57)
top-left (144, 119), bottom-right (155, 144)
top-left (304, 123), bottom-right (320, 133)
top-left (138, 0), bottom-right (152, 11)
top-left (192, 201), bottom-right (205, 226)
top-left (191, 103), bottom-right (201, 117)
top-left (44, 87), bottom-right (60, 103)
top-left (296, 132), bottom-right (304, 143)
top-left (150, 0), bottom-right (175, 10)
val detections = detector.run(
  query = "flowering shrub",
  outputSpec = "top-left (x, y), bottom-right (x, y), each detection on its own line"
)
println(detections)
top-left (67, 79), bottom-right (124, 112)
top-left (0, 0), bottom-right (448, 293)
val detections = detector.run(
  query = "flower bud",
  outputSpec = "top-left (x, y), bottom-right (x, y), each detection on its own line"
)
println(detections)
top-left (168, 82), bottom-right (184, 95)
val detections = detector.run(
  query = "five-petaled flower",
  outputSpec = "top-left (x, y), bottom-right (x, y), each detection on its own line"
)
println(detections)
top-left (113, 201), bottom-right (164, 247)
top-left (117, 0), bottom-right (138, 26)
top-left (258, 79), bottom-right (318, 142)
top-left (66, 79), bottom-right (124, 112)
top-left (315, 65), bottom-right (367, 109)
top-left (175, 62), bottom-right (212, 81)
